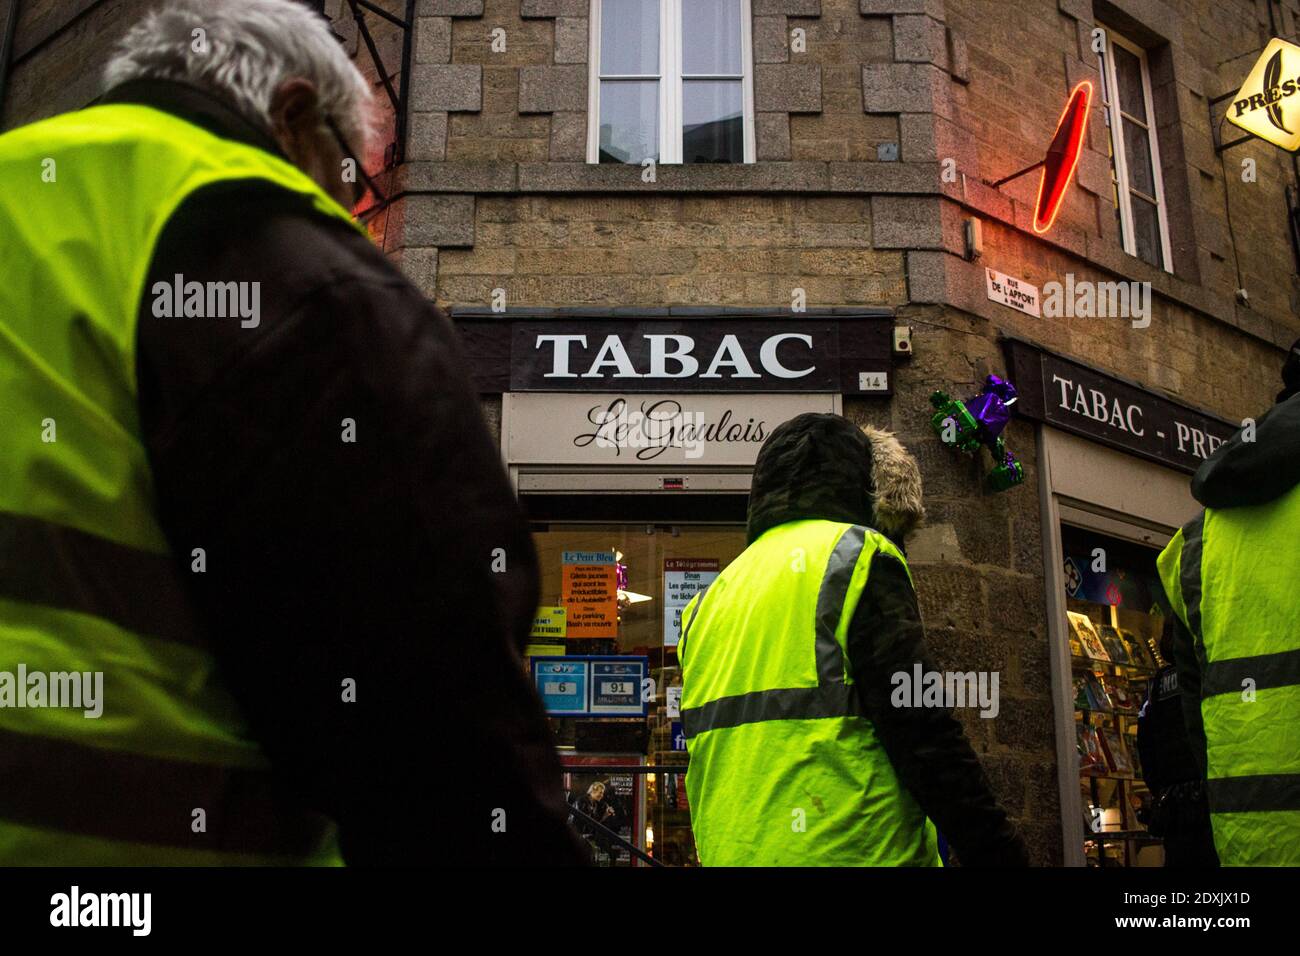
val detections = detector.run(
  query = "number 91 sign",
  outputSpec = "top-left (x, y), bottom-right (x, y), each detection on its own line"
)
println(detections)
top-left (531, 656), bottom-right (649, 717)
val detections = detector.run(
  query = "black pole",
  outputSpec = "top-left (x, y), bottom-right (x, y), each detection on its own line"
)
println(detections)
top-left (0, 0), bottom-right (20, 129)
top-left (354, 0), bottom-right (410, 31)
top-left (394, 0), bottom-right (416, 165)
top-left (990, 159), bottom-right (1044, 189)
top-left (347, 0), bottom-right (401, 115)
top-left (1263, 0), bottom-right (1300, 273)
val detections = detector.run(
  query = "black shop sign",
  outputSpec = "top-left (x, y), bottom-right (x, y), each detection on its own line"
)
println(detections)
top-left (1004, 338), bottom-right (1238, 474)
top-left (451, 309), bottom-right (894, 395)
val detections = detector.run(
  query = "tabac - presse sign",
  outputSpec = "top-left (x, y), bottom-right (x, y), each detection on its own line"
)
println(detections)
top-left (1228, 37), bottom-right (1300, 152)
top-left (1004, 338), bottom-right (1238, 474)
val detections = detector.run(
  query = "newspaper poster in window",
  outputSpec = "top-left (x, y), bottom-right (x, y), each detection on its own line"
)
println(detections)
top-left (561, 754), bottom-right (646, 866)
top-left (663, 557), bottom-right (720, 647)
top-left (561, 551), bottom-right (619, 639)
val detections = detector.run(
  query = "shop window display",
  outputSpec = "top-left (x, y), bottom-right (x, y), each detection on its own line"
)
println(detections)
top-left (1062, 525), bottom-right (1168, 867)
top-left (529, 521), bottom-right (746, 865)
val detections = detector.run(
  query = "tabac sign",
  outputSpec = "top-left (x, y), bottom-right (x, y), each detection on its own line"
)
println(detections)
top-left (1228, 37), bottom-right (1300, 151)
top-left (451, 310), bottom-right (895, 395)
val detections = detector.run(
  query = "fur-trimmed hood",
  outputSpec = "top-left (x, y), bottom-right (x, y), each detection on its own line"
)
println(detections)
top-left (745, 413), bottom-right (925, 545)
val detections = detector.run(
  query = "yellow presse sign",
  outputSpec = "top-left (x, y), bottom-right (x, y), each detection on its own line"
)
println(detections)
top-left (1228, 37), bottom-right (1300, 151)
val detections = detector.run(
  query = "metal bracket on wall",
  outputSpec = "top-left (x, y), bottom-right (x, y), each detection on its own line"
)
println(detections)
top-left (343, 0), bottom-right (416, 171)
top-left (1208, 88), bottom-right (1254, 154)
top-left (989, 160), bottom-right (1044, 189)
top-left (1209, 84), bottom-right (1300, 270)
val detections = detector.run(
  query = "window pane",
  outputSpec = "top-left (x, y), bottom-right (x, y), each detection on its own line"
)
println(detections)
top-left (1112, 44), bottom-right (1147, 122)
top-left (683, 0), bottom-right (742, 75)
top-left (1107, 118), bottom-right (1123, 246)
top-left (1111, 190), bottom-right (1125, 247)
top-left (683, 80), bottom-right (743, 163)
top-left (1130, 195), bottom-right (1162, 268)
top-left (1122, 118), bottom-right (1156, 197)
top-left (599, 80), bottom-right (659, 163)
top-left (1102, 100), bottom-right (1116, 162)
top-left (601, 0), bottom-right (659, 75)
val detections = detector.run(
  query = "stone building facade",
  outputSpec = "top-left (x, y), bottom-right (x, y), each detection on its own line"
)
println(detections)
top-left (4, 0), bottom-right (1297, 866)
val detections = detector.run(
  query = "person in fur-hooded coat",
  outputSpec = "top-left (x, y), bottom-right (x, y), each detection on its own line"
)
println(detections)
top-left (704, 412), bottom-right (1029, 866)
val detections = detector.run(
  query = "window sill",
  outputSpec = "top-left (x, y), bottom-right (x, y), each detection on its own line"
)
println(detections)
top-left (394, 160), bottom-right (941, 194)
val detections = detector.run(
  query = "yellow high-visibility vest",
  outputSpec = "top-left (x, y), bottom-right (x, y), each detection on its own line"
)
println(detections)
top-left (679, 519), bottom-right (941, 866)
top-left (1158, 487), bottom-right (1300, 866)
top-left (0, 101), bottom-right (362, 864)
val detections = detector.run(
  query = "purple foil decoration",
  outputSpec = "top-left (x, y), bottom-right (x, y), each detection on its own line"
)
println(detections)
top-left (964, 374), bottom-right (1018, 441)
top-left (616, 562), bottom-right (629, 591)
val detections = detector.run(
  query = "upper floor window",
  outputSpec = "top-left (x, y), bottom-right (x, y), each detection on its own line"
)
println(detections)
top-left (587, 0), bottom-right (755, 164)
top-left (1096, 27), bottom-right (1172, 271)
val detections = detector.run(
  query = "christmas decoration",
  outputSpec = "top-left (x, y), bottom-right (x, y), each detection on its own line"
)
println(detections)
top-left (929, 374), bottom-right (1026, 492)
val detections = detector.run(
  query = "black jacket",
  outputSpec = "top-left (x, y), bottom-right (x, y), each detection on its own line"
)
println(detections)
top-left (1191, 393), bottom-right (1300, 510)
top-left (108, 79), bottom-right (585, 865)
top-left (1136, 665), bottom-right (1200, 794)
top-left (746, 414), bottom-right (1028, 866)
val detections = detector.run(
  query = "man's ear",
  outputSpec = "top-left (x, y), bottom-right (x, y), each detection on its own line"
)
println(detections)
top-left (269, 77), bottom-right (322, 149)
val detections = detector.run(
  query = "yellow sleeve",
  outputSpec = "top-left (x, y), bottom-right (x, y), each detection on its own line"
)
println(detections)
top-left (1155, 528), bottom-right (1188, 629)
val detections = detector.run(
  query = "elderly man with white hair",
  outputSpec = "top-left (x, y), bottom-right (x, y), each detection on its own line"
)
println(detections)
top-left (0, 0), bottom-right (585, 866)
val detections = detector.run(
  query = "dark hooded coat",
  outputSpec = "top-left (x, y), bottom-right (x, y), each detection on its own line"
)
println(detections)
top-left (99, 79), bottom-right (585, 865)
top-left (741, 413), bottom-right (1029, 866)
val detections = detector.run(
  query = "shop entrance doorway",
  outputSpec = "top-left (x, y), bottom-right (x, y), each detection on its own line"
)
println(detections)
top-left (1060, 524), bottom-right (1170, 866)
top-left (523, 493), bottom-right (749, 866)
top-left (1038, 425), bottom-right (1199, 866)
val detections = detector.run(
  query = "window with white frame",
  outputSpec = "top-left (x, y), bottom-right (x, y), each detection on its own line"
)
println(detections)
top-left (587, 0), bottom-right (755, 164)
top-left (1095, 28), bottom-right (1172, 271)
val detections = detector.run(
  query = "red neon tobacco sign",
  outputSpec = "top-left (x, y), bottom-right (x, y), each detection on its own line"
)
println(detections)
top-left (1033, 81), bottom-right (1093, 233)
top-left (991, 80), bottom-right (1093, 235)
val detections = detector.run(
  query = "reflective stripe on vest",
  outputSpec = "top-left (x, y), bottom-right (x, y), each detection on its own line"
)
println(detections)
top-left (680, 519), bottom-right (940, 867)
top-left (0, 103), bottom-right (361, 864)
top-left (1157, 489), bottom-right (1300, 865)
top-left (683, 683), bottom-right (864, 737)
top-left (0, 511), bottom-right (202, 648)
top-left (0, 727), bottom-right (333, 860)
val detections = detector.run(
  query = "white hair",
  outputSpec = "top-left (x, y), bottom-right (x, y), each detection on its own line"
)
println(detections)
top-left (104, 0), bottom-right (375, 151)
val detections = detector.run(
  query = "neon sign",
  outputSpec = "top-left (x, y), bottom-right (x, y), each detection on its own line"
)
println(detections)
top-left (1033, 81), bottom-right (1093, 234)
